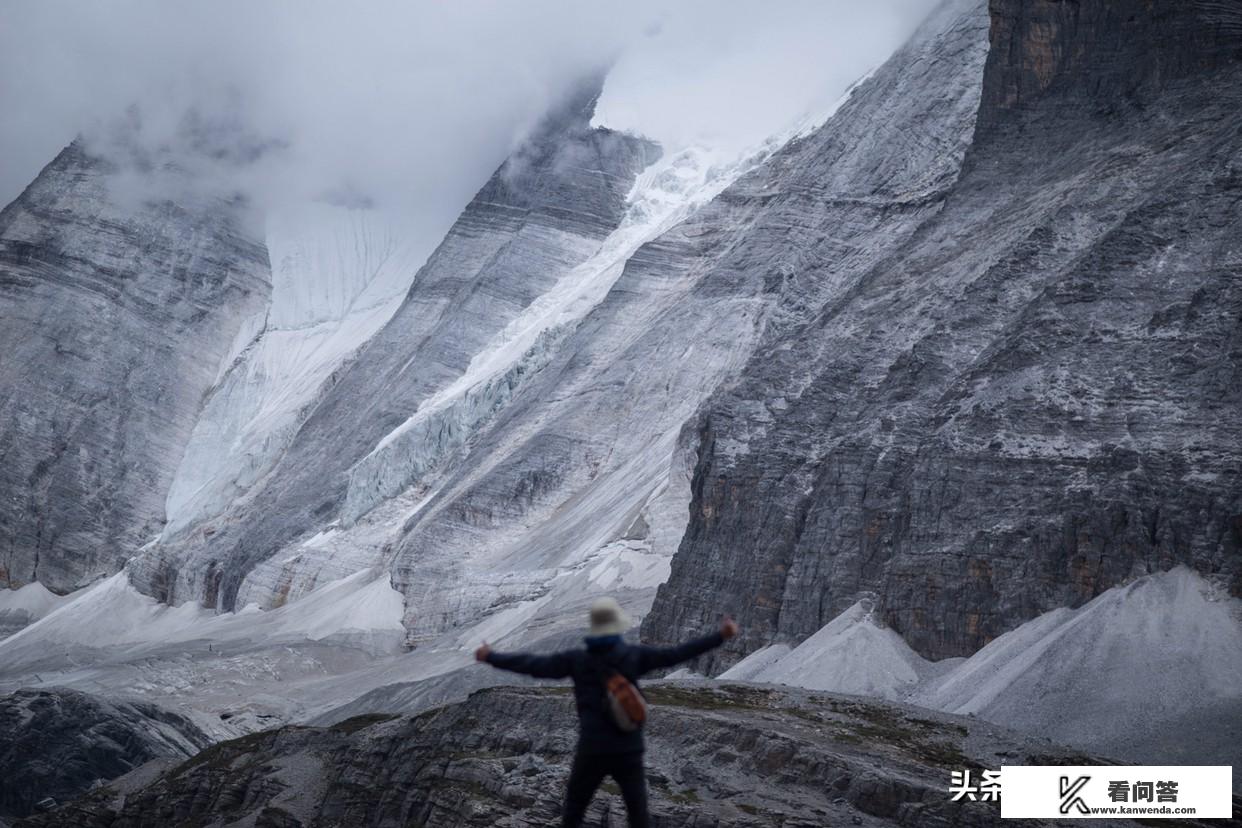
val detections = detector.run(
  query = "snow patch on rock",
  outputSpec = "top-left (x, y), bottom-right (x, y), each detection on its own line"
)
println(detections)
top-left (717, 644), bottom-right (793, 682)
top-left (346, 135), bottom-right (802, 525)
top-left (234, 486), bottom-right (439, 611)
top-left (0, 581), bottom-right (68, 619)
top-left (342, 325), bottom-right (571, 525)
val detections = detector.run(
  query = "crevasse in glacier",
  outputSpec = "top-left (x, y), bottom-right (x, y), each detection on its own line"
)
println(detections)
top-left (340, 138), bottom-right (796, 528)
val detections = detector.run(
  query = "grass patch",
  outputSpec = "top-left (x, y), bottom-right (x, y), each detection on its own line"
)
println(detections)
top-left (442, 747), bottom-right (511, 762)
top-left (664, 787), bottom-right (701, 805)
top-left (171, 730), bottom-right (273, 779)
top-left (830, 728), bottom-right (864, 745)
top-left (827, 701), bottom-right (976, 769)
top-left (651, 779), bottom-right (702, 805)
top-left (907, 716), bottom-right (968, 737)
top-left (907, 739), bottom-right (974, 769)
top-left (641, 686), bottom-right (978, 771)
top-left (645, 684), bottom-right (775, 712)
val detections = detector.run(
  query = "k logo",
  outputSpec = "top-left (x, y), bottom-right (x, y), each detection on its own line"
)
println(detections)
top-left (1059, 775), bottom-right (1091, 815)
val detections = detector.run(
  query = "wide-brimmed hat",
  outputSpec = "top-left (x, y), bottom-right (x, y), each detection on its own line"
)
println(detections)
top-left (588, 597), bottom-right (630, 637)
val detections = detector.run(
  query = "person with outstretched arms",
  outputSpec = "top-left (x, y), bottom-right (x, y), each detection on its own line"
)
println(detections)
top-left (476, 596), bottom-right (739, 828)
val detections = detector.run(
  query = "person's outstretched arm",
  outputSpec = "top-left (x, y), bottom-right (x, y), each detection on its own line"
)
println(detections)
top-left (475, 642), bottom-right (574, 679)
top-left (633, 616), bottom-right (739, 674)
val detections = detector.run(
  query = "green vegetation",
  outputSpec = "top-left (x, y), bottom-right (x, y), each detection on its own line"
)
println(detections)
top-left (644, 684), bottom-right (778, 712)
top-left (329, 712), bottom-right (399, 734)
top-left (171, 730), bottom-right (274, 779)
top-left (664, 787), bottom-right (702, 805)
top-left (827, 702), bottom-right (975, 769)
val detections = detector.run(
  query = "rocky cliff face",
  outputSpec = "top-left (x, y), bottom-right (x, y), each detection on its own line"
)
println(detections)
top-left (979, 0), bottom-right (1242, 136)
top-left (0, 144), bottom-right (270, 595)
top-left (643, 0), bottom-right (1242, 666)
top-left (0, 687), bottom-right (210, 820)
top-left (14, 684), bottom-right (1170, 828)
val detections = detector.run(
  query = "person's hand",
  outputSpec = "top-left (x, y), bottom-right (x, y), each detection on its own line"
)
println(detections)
top-left (720, 616), bottom-right (739, 640)
top-left (475, 642), bottom-right (492, 662)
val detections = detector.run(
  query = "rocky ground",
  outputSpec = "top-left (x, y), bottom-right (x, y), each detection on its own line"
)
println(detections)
top-left (0, 688), bottom-right (210, 822)
top-left (14, 683), bottom-right (1239, 828)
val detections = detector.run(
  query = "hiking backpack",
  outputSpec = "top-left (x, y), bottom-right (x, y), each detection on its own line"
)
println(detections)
top-left (593, 656), bottom-right (648, 731)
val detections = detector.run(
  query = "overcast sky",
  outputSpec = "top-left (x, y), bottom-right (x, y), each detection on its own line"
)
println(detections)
top-left (0, 0), bottom-right (935, 246)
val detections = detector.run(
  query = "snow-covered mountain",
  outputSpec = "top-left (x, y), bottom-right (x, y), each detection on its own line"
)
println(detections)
top-left (1, 0), bottom-right (1240, 819)
top-left (0, 143), bottom-right (269, 595)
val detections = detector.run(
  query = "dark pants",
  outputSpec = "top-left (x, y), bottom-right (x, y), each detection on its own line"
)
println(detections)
top-left (562, 750), bottom-right (649, 828)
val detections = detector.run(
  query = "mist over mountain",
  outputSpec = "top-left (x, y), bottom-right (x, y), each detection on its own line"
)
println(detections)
top-left (1, 1), bottom-right (1239, 825)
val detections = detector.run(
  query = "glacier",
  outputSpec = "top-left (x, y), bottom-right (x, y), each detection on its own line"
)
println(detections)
top-left (163, 203), bottom-right (429, 535)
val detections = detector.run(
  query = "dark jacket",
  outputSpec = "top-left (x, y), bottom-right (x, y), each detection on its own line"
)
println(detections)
top-left (485, 631), bottom-right (725, 755)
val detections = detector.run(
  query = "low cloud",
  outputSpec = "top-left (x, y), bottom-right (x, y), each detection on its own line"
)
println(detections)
top-left (596, 0), bottom-right (933, 153)
top-left (0, 0), bottom-right (935, 249)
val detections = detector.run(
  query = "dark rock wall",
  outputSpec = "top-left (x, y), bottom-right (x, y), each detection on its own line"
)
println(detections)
top-left (643, 0), bottom-right (1242, 667)
top-left (980, 0), bottom-right (1242, 133)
